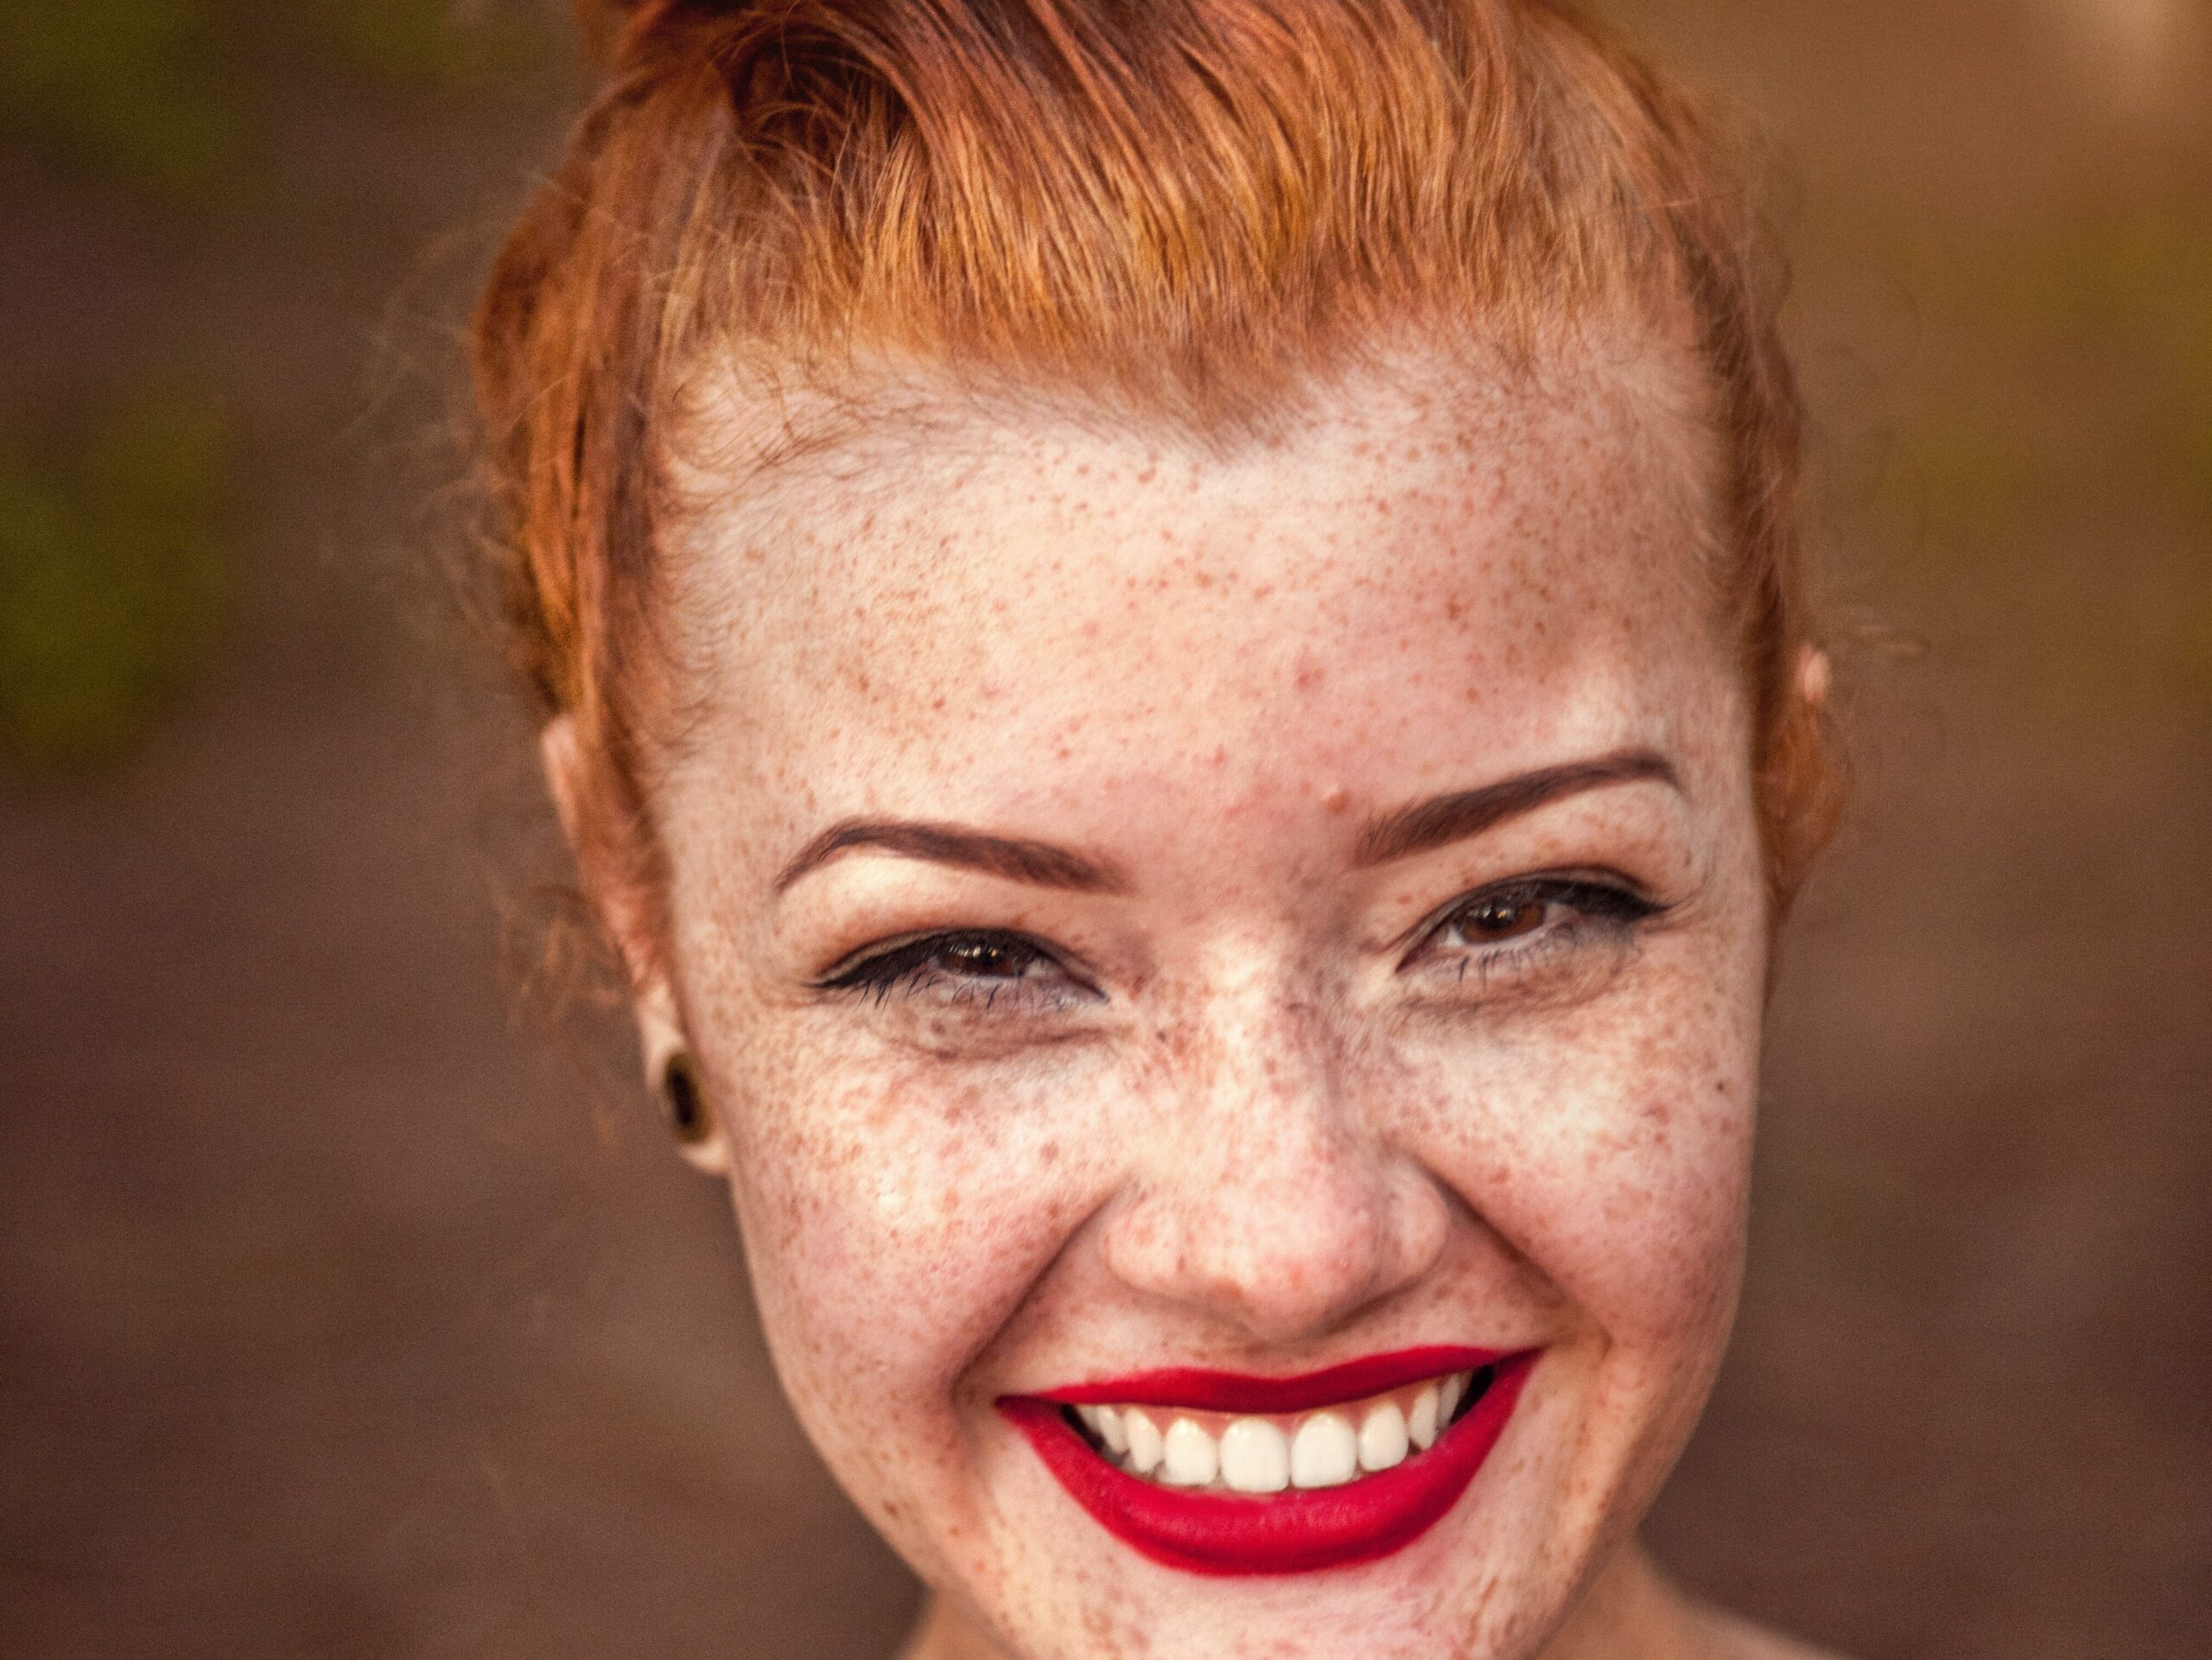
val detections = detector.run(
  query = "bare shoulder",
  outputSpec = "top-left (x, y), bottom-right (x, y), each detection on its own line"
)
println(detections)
top-left (1697, 1606), bottom-right (1853, 1660)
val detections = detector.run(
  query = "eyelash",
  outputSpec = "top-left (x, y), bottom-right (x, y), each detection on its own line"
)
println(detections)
top-left (817, 930), bottom-right (1101, 1013)
top-left (815, 875), bottom-right (1666, 1011)
top-left (1399, 875), bottom-right (1666, 990)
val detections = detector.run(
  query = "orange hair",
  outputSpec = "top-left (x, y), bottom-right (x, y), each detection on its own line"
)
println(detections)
top-left (474, 0), bottom-right (1840, 957)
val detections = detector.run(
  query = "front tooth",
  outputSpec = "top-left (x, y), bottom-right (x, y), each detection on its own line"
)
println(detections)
top-left (1160, 1419), bottom-right (1219, 1486)
top-left (1076, 1404), bottom-right (1103, 1436)
top-left (1218, 1418), bottom-right (1290, 1494)
top-left (1289, 1411), bottom-right (1357, 1489)
top-left (1408, 1384), bottom-right (1440, 1451)
top-left (1124, 1409), bottom-right (1163, 1474)
top-left (1357, 1402), bottom-right (1409, 1472)
top-left (1096, 1404), bottom-right (1129, 1455)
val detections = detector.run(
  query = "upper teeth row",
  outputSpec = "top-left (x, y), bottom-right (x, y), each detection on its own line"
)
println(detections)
top-left (1073, 1370), bottom-right (1478, 1495)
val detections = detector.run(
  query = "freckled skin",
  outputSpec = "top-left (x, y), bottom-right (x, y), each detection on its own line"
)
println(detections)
top-left (595, 336), bottom-right (1807, 1660)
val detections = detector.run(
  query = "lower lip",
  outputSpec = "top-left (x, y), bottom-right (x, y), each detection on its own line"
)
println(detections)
top-left (1000, 1351), bottom-right (1536, 1577)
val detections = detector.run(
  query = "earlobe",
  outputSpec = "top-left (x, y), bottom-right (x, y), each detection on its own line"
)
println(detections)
top-left (542, 715), bottom-right (729, 1175)
top-left (637, 979), bottom-right (732, 1176)
top-left (1796, 645), bottom-right (1833, 710)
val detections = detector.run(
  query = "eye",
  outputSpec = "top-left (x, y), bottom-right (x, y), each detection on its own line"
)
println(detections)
top-left (1409, 875), bottom-right (1666, 980)
top-left (817, 929), bottom-right (1097, 1010)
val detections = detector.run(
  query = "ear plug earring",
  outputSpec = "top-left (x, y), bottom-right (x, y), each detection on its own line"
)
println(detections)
top-left (657, 1051), bottom-right (713, 1146)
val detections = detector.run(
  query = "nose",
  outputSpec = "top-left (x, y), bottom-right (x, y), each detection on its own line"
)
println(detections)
top-left (1097, 980), bottom-right (1450, 1345)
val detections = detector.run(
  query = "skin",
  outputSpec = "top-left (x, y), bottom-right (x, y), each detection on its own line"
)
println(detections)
top-left (548, 330), bottom-right (1838, 1660)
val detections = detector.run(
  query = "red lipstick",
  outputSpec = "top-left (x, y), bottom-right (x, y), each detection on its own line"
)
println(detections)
top-left (1000, 1346), bottom-right (1535, 1577)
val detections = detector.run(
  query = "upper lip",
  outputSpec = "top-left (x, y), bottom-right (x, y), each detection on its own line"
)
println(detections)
top-left (1026, 1345), bottom-right (1510, 1415)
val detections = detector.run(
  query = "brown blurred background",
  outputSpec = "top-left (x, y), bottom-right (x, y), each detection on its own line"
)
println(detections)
top-left (1, 3), bottom-right (2206, 1657)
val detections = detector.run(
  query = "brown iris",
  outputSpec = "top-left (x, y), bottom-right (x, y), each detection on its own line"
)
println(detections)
top-left (939, 937), bottom-right (1036, 978)
top-left (1454, 895), bottom-right (1548, 943)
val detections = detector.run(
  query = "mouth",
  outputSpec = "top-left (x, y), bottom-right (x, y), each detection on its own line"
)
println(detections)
top-left (999, 1346), bottom-right (1537, 1576)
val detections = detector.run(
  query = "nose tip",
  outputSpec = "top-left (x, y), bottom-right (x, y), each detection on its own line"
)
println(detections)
top-left (1099, 1119), bottom-right (1451, 1345)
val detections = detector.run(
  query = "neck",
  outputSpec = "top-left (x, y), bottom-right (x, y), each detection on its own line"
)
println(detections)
top-left (1540, 1543), bottom-right (1721, 1660)
top-left (897, 1593), bottom-right (1011, 1660)
top-left (899, 1540), bottom-right (1726, 1660)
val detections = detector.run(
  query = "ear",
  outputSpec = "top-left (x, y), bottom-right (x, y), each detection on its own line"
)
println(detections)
top-left (1796, 644), bottom-right (1833, 709)
top-left (541, 712), bottom-right (731, 1176)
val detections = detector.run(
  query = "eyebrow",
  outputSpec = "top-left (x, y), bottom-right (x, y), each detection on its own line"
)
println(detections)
top-left (773, 819), bottom-right (1132, 896)
top-left (772, 748), bottom-right (1679, 897)
top-left (1352, 749), bottom-right (1681, 868)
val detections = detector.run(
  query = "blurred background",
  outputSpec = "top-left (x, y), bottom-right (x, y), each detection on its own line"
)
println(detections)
top-left (0, 1), bottom-right (2206, 1656)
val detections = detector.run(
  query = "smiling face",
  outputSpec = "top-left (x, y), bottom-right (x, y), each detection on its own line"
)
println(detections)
top-left (600, 333), bottom-right (1770, 1659)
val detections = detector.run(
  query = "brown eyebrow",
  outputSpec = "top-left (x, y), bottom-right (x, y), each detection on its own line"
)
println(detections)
top-left (776, 749), bottom-right (1675, 896)
top-left (773, 819), bottom-right (1132, 896)
top-left (1353, 750), bottom-right (1681, 868)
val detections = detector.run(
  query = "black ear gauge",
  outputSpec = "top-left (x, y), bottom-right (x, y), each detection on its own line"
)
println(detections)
top-left (657, 1050), bottom-right (714, 1146)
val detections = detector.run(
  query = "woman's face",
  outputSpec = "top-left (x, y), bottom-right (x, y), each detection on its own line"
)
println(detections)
top-left (622, 337), bottom-right (1770, 1659)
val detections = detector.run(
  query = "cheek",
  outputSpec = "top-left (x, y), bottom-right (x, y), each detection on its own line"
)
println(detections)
top-left (719, 1040), bottom-right (1100, 1416)
top-left (1414, 958), bottom-right (1759, 1354)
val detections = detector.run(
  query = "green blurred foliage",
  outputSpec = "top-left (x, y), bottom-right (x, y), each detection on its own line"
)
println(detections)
top-left (1874, 200), bottom-right (2212, 721)
top-left (0, 385), bottom-right (238, 773)
top-left (305, 0), bottom-right (554, 91)
top-left (0, 0), bottom-right (237, 196)
top-left (0, 3), bottom-right (557, 773)
top-left (1889, 410), bottom-right (2030, 551)
top-left (0, 1), bottom-right (556, 196)
top-left (1891, 203), bottom-right (2212, 515)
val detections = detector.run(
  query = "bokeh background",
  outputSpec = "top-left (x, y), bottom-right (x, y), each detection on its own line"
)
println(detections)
top-left (2, 2), bottom-right (2207, 1656)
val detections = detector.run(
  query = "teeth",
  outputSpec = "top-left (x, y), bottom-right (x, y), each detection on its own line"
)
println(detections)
top-left (1073, 1368), bottom-right (1486, 1494)
top-left (1357, 1401), bottom-right (1409, 1472)
top-left (1408, 1383), bottom-right (1440, 1451)
top-left (1161, 1418), bottom-right (1219, 1486)
top-left (1289, 1411), bottom-right (1357, 1489)
top-left (1218, 1418), bottom-right (1290, 1494)
top-left (1124, 1409), bottom-right (1163, 1475)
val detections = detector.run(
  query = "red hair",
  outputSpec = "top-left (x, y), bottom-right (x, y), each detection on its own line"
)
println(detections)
top-left (474, 0), bottom-right (1839, 959)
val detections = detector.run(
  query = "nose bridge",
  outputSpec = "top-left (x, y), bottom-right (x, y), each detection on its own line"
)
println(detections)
top-left (1103, 955), bottom-right (1446, 1342)
top-left (1187, 962), bottom-right (1343, 1151)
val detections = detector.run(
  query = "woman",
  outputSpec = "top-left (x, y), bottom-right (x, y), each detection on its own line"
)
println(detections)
top-left (474, 1), bottom-right (1846, 1656)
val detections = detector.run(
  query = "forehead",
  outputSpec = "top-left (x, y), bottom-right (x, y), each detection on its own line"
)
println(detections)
top-left (666, 336), bottom-right (1731, 830)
